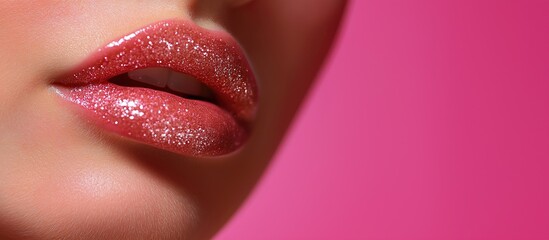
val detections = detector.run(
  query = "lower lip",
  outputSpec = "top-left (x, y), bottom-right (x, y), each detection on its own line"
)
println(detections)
top-left (54, 83), bottom-right (246, 157)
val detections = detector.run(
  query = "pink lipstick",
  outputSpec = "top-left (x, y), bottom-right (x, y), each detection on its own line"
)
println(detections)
top-left (54, 20), bottom-right (258, 157)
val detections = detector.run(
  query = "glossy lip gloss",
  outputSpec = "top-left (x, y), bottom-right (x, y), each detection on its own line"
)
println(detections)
top-left (53, 20), bottom-right (258, 157)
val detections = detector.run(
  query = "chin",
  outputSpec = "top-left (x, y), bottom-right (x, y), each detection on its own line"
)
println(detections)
top-left (0, 153), bottom-right (199, 240)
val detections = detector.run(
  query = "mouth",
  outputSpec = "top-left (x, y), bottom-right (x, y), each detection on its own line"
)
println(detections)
top-left (53, 20), bottom-right (258, 157)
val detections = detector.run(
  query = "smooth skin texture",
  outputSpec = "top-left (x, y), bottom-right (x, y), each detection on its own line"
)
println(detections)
top-left (0, 1), bottom-right (346, 239)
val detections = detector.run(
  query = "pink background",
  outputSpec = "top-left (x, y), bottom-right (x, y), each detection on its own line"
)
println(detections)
top-left (217, 0), bottom-right (549, 239)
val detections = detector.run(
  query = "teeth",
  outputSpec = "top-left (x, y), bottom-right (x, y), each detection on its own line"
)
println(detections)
top-left (128, 67), bottom-right (170, 88)
top-left (127, 67), bottom-right (213, 99)
top-left (167, 71), bottom-right (212, 98)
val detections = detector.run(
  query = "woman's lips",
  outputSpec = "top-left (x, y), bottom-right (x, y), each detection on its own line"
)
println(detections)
top-left (53, 20), bottom-right (258, 157)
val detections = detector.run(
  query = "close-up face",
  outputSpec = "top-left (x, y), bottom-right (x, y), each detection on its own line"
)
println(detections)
top-left (0, 0), bottom-right (346, 239)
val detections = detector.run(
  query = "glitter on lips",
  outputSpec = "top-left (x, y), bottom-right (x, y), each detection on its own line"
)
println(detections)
top-left (55, 20), bottom-right (256, 157)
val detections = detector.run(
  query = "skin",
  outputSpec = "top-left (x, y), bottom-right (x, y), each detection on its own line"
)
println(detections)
top-left (0, 0), bottom-right (346, 239)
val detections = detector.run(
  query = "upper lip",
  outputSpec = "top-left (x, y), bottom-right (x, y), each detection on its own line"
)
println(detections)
top-left (55, 20), bottom-right (258, 124)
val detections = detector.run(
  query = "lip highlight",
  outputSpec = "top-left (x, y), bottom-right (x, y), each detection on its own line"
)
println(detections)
top-left (54, 20), bottom-right (258, 157)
